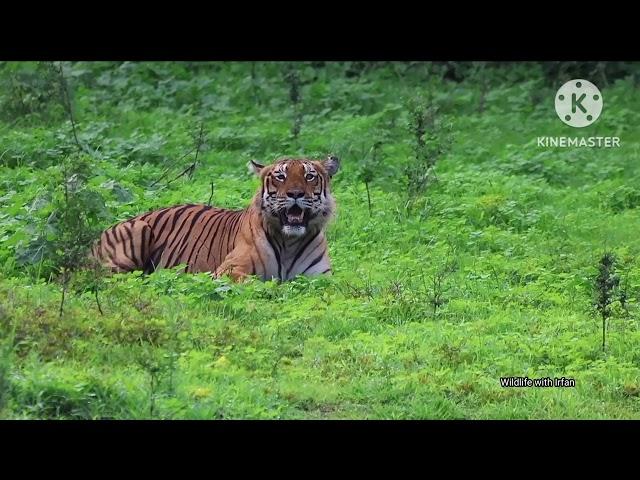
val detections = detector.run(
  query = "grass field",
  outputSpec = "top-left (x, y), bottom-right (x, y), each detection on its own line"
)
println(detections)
top-left (1, 62), bottom-right (640, 419)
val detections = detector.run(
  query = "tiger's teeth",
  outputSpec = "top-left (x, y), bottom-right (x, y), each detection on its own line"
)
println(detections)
top-left (286, 213), bottom-right (304, 224)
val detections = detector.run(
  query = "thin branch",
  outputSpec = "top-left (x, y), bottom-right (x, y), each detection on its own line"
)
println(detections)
top-left (207, 182), bottom-right (214, 206)
top-left (163, 122), bottom-right (206, 187)
top-left (95, 287), bottom-right (104, 316)
top-left (59, 269), bottom-right (67, 319)
top-left (187, 122), bottom-right (205, 180)
top-left (55, 62), bottom-right (82, 153)
top-left (149, 146), bottom-right (197, 187)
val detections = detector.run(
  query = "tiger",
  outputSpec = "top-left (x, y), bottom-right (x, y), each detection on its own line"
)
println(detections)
top-left (90, 155), bottom-right (340, 282)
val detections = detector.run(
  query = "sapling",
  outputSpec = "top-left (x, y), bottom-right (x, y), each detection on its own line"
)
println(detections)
top-left (0, 331), bottom-right (13, 416)
top-left (284, 64), bottom-right (302, 139)
top-left (357, 140), bottom-right (383, 217)
top-left (54, 155), bottom-right (107, 317)
top-left (47, 62), bottom-right (107, 315)
top-left (207, 182), bottom-right (215, 206)
top-left (250, 62), bottom-right (260, 104)
top-left (51, 61), bottom-right (84, 153)
top-left (595, 252), bottom-right (619, 352)
top-left (423, 247), bottom-right (457, 318)
top-left (136, 313), bottom-right (184, 418)
top-left (471, 61), bottom-right (489, 113)
top-left (404, 96), bottom-right (452, 214)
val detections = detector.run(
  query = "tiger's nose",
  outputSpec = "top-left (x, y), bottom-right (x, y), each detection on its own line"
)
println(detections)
top-left (287, 190), bottom-right (304, 199)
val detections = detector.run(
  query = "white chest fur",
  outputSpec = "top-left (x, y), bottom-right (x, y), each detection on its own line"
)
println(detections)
top-left (260, 231), bottom-right (330, 281)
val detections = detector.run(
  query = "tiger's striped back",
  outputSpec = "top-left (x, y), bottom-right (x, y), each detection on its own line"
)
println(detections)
top-left (92, 204), bottom-right (246, 274)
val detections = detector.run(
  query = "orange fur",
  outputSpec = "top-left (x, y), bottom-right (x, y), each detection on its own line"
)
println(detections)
top-left (91, 156), bottom-right (340, 282)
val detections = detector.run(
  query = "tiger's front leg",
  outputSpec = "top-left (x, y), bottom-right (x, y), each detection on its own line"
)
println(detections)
top-left (214, 254), bottom-right (255, 282)
top-left (214, 242), bottom-right (272, 282)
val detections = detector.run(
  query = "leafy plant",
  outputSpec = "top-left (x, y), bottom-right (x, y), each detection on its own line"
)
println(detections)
top-left (594, 252), bottom-right (620, 352)
top-left (356, 140), bottom-right (384, 217)
top-left (404, 96), bottom-right (452, 213)
top-left (284, 63), bottom-right (303, 139)
top-left (0, 62), bottom-right (62, 123)
top-left (0, 331), bottom-right (13, 416)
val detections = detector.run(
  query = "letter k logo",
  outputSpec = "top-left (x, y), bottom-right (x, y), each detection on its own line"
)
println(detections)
top-left (555, 79), bottom-right (603, 128)
top-left (572, 93), bottom-right (587, 114)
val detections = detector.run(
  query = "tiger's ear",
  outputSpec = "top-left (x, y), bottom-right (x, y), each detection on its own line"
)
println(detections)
top-left (248, 160), bottom-right (265, 176)
top-left (323, 155), bottom-right (340, 178)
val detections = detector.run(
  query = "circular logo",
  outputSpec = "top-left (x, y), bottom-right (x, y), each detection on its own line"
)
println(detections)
top-left (555, 79), bottom-right (603, 128)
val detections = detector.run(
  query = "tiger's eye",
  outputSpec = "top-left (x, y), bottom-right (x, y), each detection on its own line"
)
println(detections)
top-left (305, 174), bottom-right (315, 181)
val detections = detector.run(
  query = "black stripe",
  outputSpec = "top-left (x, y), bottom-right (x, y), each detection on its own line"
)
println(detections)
top-left (249, 222), bottom-right (266, 276)
top-left (123, 223), bottom-right (139, 266)
top-left (226, 213), bottom-right (242, 257)
top-left (140, 225), bottom-right (149, 267)
top-left (217, 214), bottom-right (234, 265)
top-left (103, 229), bottom-right (117, 255)
top-left (164, 214), bottom-right (192, 256)
top-left (134, 207), bottom-right (165, 222)
top-left (139, 206), bottom-right (170, 223)
top-left (185, 210), bottom-right (224, 271)
top-left (220, 213), bottom-right (236, 259)
top-left (143, 256), bottom-right (157, 274)
top-left (117, 224), bottom-right (136, 264)
top-left (173, 208), bottom-right (211, 270)
top-left (287, 231), bottom-right (320, 277)
top-left (148, 244), bottom-right (164, 264)
top-left (148, 206), bottom-right (173, 232)
top-left (321, 268), bottom-right (331, 274)
top-left (231, 211), bottom-right (244, 248)
top-left (151, 247), bottom-right (164, 270)
top-left (140, 207), bottom-right (176, 263)
top-left (164, 210), bottom-right (198, 268)
top-left (273, 232), bottom-right (284, 252)
top-left (155, 205), bottom-right (192, 246)
top-left (303, 251), bottom-right (325, 274)
top-left (199, 211), bottom-right (227, 265)
top-left (170, 205), bottom-right (196, 232)
top-left (113, 259), bottom-right (132, 271)
top-left (227, 211), bottom-right (243, 251)
top-left (265, 233), bottom-right (282, 280)
top-left (166, 206), bottom-right (209, 268)
top-left (206, 211), bottom-right (230, 265)
top-left (151, 205), bottom-right (191, 266)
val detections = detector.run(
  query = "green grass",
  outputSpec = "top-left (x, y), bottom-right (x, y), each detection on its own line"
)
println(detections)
top-left (1, 61), bottom-right (640, 419)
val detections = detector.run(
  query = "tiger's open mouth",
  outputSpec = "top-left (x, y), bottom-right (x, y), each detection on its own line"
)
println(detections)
top-left (280, 205), bottom-right (310, 227)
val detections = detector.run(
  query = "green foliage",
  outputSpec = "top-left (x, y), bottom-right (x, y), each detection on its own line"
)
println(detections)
top-left (14, 154), bottom-right (108, 280)
top-left (404, 95), bottom-right (452, 213)
top-left (1, 61), bottom-right (640, 419)
top-left (0, 62), bottom-right (62, 123)
top-left (594, 253), bottom-right (621, 352)
top-left (0, 330), bottom-right (13, 416)
top-left (605, 185), bottom-right (640, 213)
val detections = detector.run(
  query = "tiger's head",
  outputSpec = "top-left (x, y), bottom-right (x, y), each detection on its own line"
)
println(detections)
top-left (250, 155), bottom-right (340, 237)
